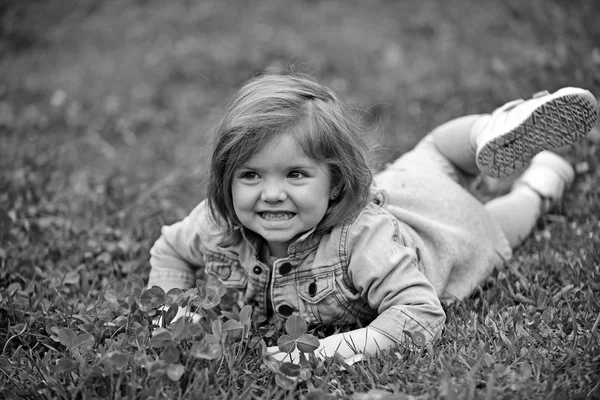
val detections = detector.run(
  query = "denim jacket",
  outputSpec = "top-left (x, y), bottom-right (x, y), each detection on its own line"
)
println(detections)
top-left (149, 136), bottom-right (516, 350)
top-left (148, 199), bottom-right (446, 349)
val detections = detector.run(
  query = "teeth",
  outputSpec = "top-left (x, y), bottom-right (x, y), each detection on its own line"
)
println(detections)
top-left (260, 212), bottom-right (294, 221)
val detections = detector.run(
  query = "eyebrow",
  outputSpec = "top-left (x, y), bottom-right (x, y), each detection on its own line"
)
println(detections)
top-left (236, 164), bottom-right (318, 169)
top-left (236, 162), bottom-right (318, 169)
top-left (237, 163), bottom-right (318, 171)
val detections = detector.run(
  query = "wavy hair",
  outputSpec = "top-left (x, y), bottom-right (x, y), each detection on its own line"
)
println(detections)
top-left (207, 72), bottom-right (373, 238)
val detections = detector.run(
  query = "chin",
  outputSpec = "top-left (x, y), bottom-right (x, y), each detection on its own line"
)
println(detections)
top-left (260, 231), bottom-right (297, 244)
top-left (262, 234), bottom-right (294, 244)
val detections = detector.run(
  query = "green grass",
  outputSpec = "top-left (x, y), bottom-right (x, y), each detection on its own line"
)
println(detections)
top-left (1, 0), bottom-right (600, 398)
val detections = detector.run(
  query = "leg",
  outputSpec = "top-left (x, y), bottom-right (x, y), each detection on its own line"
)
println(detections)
top-left (485, 186), bottom-right (542, 248)
top-left (474, 88), bottom-right (597, 177)
top-left (382, 87), bottom-right (596, 196)
top-left (485, 151), bottom-right (574, 248)
top-left (378, 134), bottom-right (474, 188)
top-left (431, 87), bottom-right (597, 179)
top-left (429, 114), bottom-right (482, 176)
top-left (379, 115), bottom-right (486, 190)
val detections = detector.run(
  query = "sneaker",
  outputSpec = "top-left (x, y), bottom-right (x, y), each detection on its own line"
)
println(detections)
top-left (473, 87), bottom-right (598, 177)
top-left (513, 150), bottom-right (575, 211)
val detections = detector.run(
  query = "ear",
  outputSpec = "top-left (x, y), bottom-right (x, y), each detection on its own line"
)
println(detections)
top-left (329, 184), bottom-right (344, 201)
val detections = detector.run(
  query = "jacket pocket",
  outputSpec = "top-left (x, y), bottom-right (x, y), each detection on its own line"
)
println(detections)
top-left (297, 271), bottom-right (354, 325)
top-left (205, 256), bottom-right (247, 289)
top-left (297, 270), bottom-right (376, 326)
top-left (298, 272), bottom-right (336, 304)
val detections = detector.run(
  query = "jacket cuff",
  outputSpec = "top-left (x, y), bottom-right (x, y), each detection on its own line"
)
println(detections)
top-left (368, 305), bottom-right (445, 350)
top-left (147, 269), bottom-right (196, 292)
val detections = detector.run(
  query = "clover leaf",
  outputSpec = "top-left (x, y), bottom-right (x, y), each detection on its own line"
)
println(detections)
top-left (277, 315), bottom-right (320, 355)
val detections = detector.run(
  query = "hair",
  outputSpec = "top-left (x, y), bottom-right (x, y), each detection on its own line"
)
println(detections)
top-left (207, 71), bottom-right (373, 238)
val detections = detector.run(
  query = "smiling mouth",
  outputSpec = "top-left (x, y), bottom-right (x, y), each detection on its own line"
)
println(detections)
top-left (259, 212), bottom-right (295, 221)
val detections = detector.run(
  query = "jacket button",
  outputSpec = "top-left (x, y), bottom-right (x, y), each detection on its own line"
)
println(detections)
top-left (253, 266), bottom-right (262, 275)
top-left (219, 266), bottom-right (231, 280)
top-left (278, 262), bottom-right (293, 275)
top-left (308, 281), bottom-right (317, 297)
top-left (278, 304), bottom-right (293, 317)
top-left (412, 332), bottom-right (426, 347)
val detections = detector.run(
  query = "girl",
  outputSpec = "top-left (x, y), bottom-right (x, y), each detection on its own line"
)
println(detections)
top-left (147, 72), bottom-right (598, 361)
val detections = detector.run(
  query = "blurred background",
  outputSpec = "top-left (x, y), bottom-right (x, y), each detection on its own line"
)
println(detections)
top-left (1, 0), bottom-right (599, 232)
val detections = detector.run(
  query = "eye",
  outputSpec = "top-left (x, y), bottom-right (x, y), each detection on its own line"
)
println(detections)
top-left (238, 171), bottom-right (259, 180)
top-left (288, 170), bottom-right (308, 179)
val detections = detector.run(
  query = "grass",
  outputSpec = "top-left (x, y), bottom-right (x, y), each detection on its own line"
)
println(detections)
top-left (1, 0), bottom-right (600, 398)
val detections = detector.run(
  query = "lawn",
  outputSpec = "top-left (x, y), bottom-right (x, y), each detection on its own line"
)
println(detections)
top-left (1, 0), bottom-right (599, 398)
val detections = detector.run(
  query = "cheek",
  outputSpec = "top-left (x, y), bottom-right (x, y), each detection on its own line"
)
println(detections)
top-left (303, 187), bottom-right (332, 214)
top-left (231, 183), bottom-right (252, 211)
top-left (230, 184), bottom-right (242, 211)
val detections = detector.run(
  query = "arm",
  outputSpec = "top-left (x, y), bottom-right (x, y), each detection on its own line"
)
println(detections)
top-left (270, 210), bottom-right (445, 363)
top-left (148, 202), bottom-right (218, 323)
top-left (345, 210), bottom-right (446, 351)
top-left (310, 255), bottom-right (442, 361)
top-left (317, 327), bottom-right (395, 359)
top-left (269, 326), bottom-right (395, 364)
top-left (148, 201), bottom-right (212, 292)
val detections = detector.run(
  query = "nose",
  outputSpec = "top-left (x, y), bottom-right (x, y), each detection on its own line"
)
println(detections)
top-left (260, 179), bottom-right (287, 202)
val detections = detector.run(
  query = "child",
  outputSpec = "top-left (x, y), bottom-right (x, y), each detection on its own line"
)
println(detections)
top-left (147, 72), bottom-right (598, 361)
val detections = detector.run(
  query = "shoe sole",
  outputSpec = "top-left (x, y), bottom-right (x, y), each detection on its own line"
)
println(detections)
top-left (476, 93), bottom-right (598, 177)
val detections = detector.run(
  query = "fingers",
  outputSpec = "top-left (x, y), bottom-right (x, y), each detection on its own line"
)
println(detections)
top-left (190, 313), bottom-right (202, 323)
top-left (154, 306), bottom-right (201, 325)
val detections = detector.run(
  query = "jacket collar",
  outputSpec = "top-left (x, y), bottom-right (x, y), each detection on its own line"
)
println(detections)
top-left (238, 225), bottom-right (322, 258)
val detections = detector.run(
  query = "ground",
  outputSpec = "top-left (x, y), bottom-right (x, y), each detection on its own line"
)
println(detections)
top-left (1, 0), bottom-right (599, 399)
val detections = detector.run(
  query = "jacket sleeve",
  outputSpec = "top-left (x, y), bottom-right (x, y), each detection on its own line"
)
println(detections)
top-left (344, 209), bottom-right (446, 349)
top-left (148, 201), bottom-right (213, 292)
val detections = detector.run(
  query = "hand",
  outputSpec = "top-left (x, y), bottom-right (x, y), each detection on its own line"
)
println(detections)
top-left (266, 344), bottom-right (365, 367)
top-left (268, 327), bottom-right (393, 367)
top-left (266, 345), bottom-right (303, 364)
top-left (154, 305), bottom-right (201, 326)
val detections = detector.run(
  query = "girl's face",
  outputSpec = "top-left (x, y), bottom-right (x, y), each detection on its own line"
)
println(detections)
top-left (231, 133), bottom-right (335, 258)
